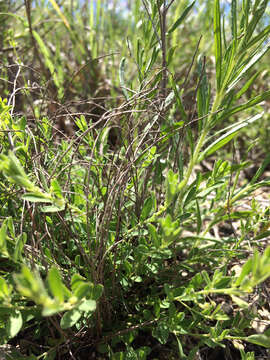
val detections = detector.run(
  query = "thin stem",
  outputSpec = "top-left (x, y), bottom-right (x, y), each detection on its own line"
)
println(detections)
top-left (158, 0), bottom-right (168, 98)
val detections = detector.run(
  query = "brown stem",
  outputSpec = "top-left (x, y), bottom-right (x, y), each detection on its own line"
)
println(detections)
top-left (158, 0), bottom-right (168, 99)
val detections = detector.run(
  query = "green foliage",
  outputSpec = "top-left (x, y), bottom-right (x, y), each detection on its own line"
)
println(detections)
top-left (0, 0), bottom-right (270, 359)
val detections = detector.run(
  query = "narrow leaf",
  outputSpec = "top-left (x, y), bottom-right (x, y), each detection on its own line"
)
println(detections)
top-left (170, 78), bottom-right (187, 121)
top-left (140, 197), bottom-right (153, 221)
top-left (214, 0), bottom-right (222, 92)
top-left (22, 193), bottom-right (52, 203)
top-left (40, 204), bottom-right (65, 213)
top-left (242, 0), bottom-right (268, 49)
top-left (250, 153), bottom-right (270, 185)
top-left (231, 0), bottom-right (237, 41)
top-left (235, 71), bottom-right (260, 100)
top-left (219, 91), bottom-right (270, 121)
top-left (245, 334), bottom-right (270, 348)
top-left (13, 233), bottom-right (27, 262)
top-left (50, 178), bottom-right (63, 198)
top-left (196, 200), bottom-right (202, 234)
top-left (119, 57), bottom-right (129, 100)
top-left (167, 1), bottom-right (195, 34)
top-left (200, 113), bottom-right (263, 159)
top-left (48, 0), bottom-right (71, 30)
top-left (0, 222), bottom-right (8, 256)
top-left (227, 41), bottom-right (270, 92)
top-left (197, 55), bottom-right (210, 122)
top-left (247, 25), bottom-right (270, 49)
top-left (231, 295), bottom-right (249, 308)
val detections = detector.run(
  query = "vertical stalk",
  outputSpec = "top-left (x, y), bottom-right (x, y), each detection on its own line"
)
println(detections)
top-left (178, 91), bottom-right (224, 198)
top-left (158, 0), bottom-right (168, 99)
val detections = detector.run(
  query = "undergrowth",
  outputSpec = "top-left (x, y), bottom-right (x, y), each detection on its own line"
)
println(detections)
top-left (0, 0), bottom-right (270, 359)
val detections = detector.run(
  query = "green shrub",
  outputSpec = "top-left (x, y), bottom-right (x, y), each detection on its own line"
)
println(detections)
top-left (0, 0), bottom-right (270, 359)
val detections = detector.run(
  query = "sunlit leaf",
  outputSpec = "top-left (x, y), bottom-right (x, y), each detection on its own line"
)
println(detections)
top-left (214, 0), bottom-right (222, 92)
top-left (60, 309), bottom-right (82, 329)
top-left (167, 1), bottom-right (195, 34)
top-left (7, 310), bottom-right (23, 338)
top-left (201, 113), bottom-right (263, 159)
top-left (245, 334), bottom-right (270, 348)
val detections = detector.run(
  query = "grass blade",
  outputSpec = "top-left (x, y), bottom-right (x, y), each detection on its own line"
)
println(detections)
top-left (200, 113), bottom-right (263, 160)
top-left (119, 57), bottom-right (129, 100)
top-left (249, 153), bottom-right (270, 185)
top-left (214, 0), bottom-right (222, 93)
top-left (227, 40), bottom-right (270, 92)
top-left (170, 76), bottom-right (188, 121)
top-left (231, 0), bottom-right (237, 42)
top-left (235, 71), bottom-right (260, 100)
top-left (247, 25), bottom-right (270, 49)
top-left (48, 0), bottom-right (71, 31)
top-left (219, 90), bottom-right (270, 120)
top-left (196, 55), bottom-right (210, 125)
top-left (167, 1), bottom-right (195, 34)
top-left (241, 0), bottom-right (268, 50)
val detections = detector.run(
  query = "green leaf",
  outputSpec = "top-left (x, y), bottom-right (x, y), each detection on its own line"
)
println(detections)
top-left (47, 267), bottom-right (65, 302)
top-left (245, 334), bottom-right (270, 348)
top-left (254, 230), bottom-right (270, 241)
top-left (47, 0), bottom-right (71, 30)
top-left (14, 265), bottom-right (48, 301)
top-left (50, 178), bottom-right (63, 198)
top-left (235, 71), bottom-right (260, 100)
top-left (183, 186), bottom-right (196, 208)
top-left (42, 303), bottom-right (64, 317)
top-left (152, 321), bottom-right (169, 345)
top-left (231, 295), bottom-right (249, 308)
top-left (148, 223), bottom-right (160, 248)
top-left (197, 55), bottom-right (210, 122)
top-left (247, 25), bottom-right (270, 49)
top-left (196, 200), bottom-right (202, 234)
top-left (76, 299), bottom-right (96, 313)
top-left (170, 77), bottom-right (187, 121)
top-left (214, 0), bottom-right (222, 92)
top-left (0, 222), bottom-right (8, 257)
top-left (125, 346), bottom-right (138, 360)
top-left (140, 197), bottom-right (153, 221)
top-left (60, 308), bottom-right (82, 329)
top-left (71, 274), bottom-right (86, 292)
top-left (144, 46), bottom-right (159, 76)
top-left (166, 169), bottom-right (179, 204)
top-left (167, 1), bottom-right (195, 34)
top-left (7, 217), bottom-right (15, 238)
top-left (175, 335), bottom-right (187, 359)
top-left (200, 113), bottom-right (263, 160)
top-left (40, 204), bottom-right (65, 213)
top-left (119, 57), bottom-right (129, 100)
top-left (91, 284), bottom-right (103, 301)
top-left (227, 41), bottom-right (270, 92)
top-left (22, 193), bottom-right (52, 203)
top-left (0, 277), bottom-right (12, 299)
top-left (7, 310), bottom-right (23, 338)
top-left (33, 30), bottom-right (61, 92)
top-left (231, 0), bottom-right (237, 42)
top-left (13, 233), bottom-right (27, 262)
top-left (241, 0), bottom-right (268, 50)
top-left (2, 152), bottom-right (34, 190)
top-left (249, 153), bottom-right (270, 185)
top-left (74, 283), bottom-right (92, 300)
top-left (136, 347), bottom-right (151, 360)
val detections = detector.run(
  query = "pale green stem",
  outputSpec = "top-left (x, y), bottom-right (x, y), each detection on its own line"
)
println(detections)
top-left (178, 91), bottom-right (224, 200)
